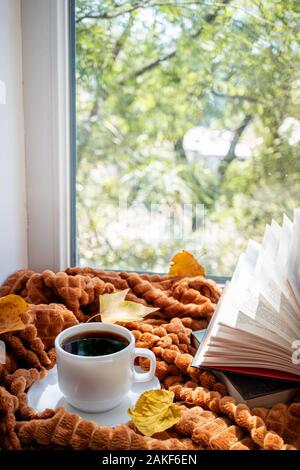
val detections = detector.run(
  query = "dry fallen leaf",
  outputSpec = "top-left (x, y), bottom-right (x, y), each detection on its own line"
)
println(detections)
top-left (97, 289), bottom-right (159, 323)
top-left (0, 294), bottom-right (28, 335)
top-left (169, 250), bottom-right (205, 277)
top-left (128, 390), bottom-right (182, 437)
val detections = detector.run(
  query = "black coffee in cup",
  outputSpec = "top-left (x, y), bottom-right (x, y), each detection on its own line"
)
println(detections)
top-left (62, 330), bottom-right (129, 357)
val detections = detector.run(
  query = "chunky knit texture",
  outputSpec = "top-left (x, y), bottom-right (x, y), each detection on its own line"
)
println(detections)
top-left (0, 268), bottom-right (299, 450)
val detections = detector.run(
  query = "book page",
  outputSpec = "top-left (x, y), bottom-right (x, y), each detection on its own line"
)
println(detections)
top-left (277, 214), bottom-right (293, 277)
top-left (287, 208), bottom-right (300, 306)
top-left (252, 215), bottom-right (300, 324)
top-left (211, 323), bottom-right (292, 352)
top-left (210, 242), bottom-right (260, 333)
top-left (193, 212), bottom-right (300, 372)
top-left (270, 218), bottom-right (282, 244)
top-left (253, 225), bottom-right (271, 281)
top-left (210, 327), bottom-right (290, 357)
top-left (212, 269), bottom-right (297, 346)
top-left (197, 279), bottom-right (291, 357)
top-left (275, 214), bottom-right (300, 311)
top-left (233, 311), bottom-right (290, 349)
top-left (258, 271), bottom-right (300, 325)
top-left (254, 299), bottom-right (299, 342)
top-left (204, 327), bottom-right (298, 373)
top-left (230, 240), bottom-right (260, 287)
top-left (234, 288), bottom-right (298, 344)
top-left (253, 223), bottom-right (279, 282)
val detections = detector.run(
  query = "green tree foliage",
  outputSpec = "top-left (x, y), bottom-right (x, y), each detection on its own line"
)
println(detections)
top-left (75, 0), bottom-right (300, 275)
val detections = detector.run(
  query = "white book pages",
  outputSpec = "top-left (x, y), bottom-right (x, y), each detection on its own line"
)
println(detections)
top-left (200, 358), bottom-right (300, 376)
top-left (221, 241), bottom-right (261, 323)
top-left (193, 210), bottom-right (300, 374)
top-left (233, 311), bottom-right (290, 349)
top-left (253, 224), bottom-right (279, 282)
top-left (209, 246), bottom-right (258, 334)
top-left (277, 214), bottom-right (293, 276)
top-left (287, 208), bottom-right (300, 305)
top-left (213, 324), bottom-right (290, 354)
top-left (227, 276), bottom-right (297, 345)
top-left (245, 239), bottom-right (261, 267)
top-left (270, 219), bottom-right (282, 244)
top-left (258, 275), bottom-right (300, 326)
top-left (193, 287), bottom-right (290, 368)
top-left (203, 355), bottom-right (294, 371)
top-left (230, 240), bottom-right (260, 287)
top-left (208, 342), bottom-right (292, 364)
top-left (195, 243), bottom-right (285, 365)
top-left (253, 223), bottom-right (278, 285)
top-left (203, 325), bottom-right (298, 373)
top-left (252, 215), bottom-right (300, 324)
top-left (255, 257), bottom-right (300, 326)
top-left (249, 296), bottom-right (298, 343)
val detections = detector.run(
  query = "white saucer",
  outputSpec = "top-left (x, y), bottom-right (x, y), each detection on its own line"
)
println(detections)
top-left (28, 366), bottom-right (160, 427)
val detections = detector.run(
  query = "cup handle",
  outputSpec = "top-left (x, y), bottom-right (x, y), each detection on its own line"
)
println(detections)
top-left (132, 348), bottom-right (156, 382)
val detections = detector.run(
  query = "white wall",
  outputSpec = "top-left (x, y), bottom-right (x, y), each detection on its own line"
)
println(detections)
top-left (0, 0), bottom-right (28, 284)
top-left (21, 0), bottom-right (71, 272)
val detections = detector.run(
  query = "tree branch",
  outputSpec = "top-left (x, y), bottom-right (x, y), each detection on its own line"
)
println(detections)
top-left (219, 114), bottom-right (252, 175)
top-left (76, 1), bottom-right (152, 23)
top-left (109, 15), bottom-right (135, 67)
top-left (76, 1), bottom-right (232, 22)
top-left (77, 1), bottom-right (282, 29)
top-left (127, 49), bottom-right (177, 80)
top-left (77, 96), bottom-right (100, 165)
top-left (211, 90), bottom-right (258, 103)
top-left (76, 5), bottom-right (140, 22)
top-left (119, 0), bottom-right (231, 83)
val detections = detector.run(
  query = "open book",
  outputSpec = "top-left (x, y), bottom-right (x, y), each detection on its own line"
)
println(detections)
top-left (192, 209), bottom-right (300, 382)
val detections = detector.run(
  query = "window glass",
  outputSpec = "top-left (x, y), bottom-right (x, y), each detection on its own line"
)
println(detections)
top-left (75, 0), bottom-right (300, 275)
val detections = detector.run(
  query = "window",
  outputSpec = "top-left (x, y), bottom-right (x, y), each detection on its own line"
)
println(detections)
top-left (73, 0), bottom-right (300, 276)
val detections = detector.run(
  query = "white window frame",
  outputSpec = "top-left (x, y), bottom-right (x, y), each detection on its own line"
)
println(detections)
top-left (19, 1), bottom-right (227, 281)
top-left (21, 0), bottom-right (73, 272)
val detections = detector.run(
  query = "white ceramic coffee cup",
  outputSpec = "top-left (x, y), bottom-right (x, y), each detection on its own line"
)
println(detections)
top-left (55, 322), bottom-right (156, 412)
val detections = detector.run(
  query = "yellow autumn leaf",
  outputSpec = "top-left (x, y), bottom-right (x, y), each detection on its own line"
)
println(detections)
top-left (94, 289), bottom-right (159, 324)
top-left (128, 390), bottom-right (182, 437)
top-left (0, 294), bottom-right (28, 334)
top-left (168, 250), bottom-right (205, 277)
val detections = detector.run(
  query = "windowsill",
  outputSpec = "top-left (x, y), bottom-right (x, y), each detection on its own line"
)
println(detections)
top-left (98, 269), bottom-right (229, 288)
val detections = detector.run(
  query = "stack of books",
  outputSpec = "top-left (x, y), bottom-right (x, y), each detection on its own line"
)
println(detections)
top-left (192, 209), bottom-right (300, 406)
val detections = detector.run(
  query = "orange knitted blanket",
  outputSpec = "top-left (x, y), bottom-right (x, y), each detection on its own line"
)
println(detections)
top-left (0, 268), bottom-right (299, 450)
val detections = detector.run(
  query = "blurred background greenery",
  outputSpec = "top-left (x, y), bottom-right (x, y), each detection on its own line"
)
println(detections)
top-left (75, 0), bottom-right (300, 275)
